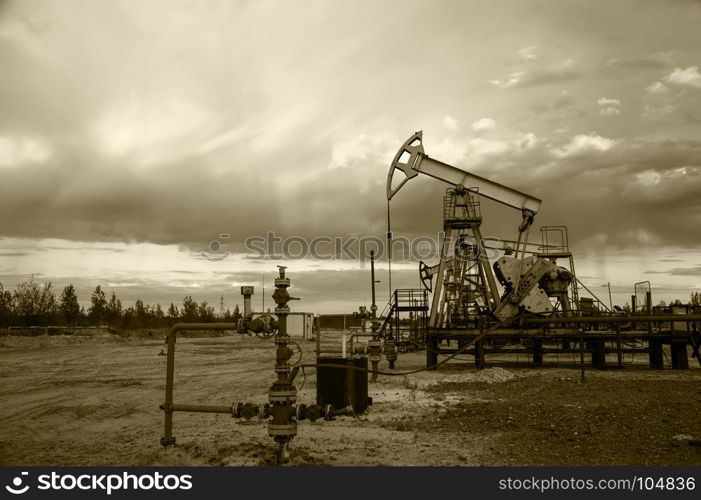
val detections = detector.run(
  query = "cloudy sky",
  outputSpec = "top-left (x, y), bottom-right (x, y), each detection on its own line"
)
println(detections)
top-left (1, 0), bottom-right (701, 313)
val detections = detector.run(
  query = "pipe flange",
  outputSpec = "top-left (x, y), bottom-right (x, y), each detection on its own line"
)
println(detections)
top-left (268, 422), bottom-right (297, 437)
top-left (323, 404), bottom-right (334, 421)
top-left (268, 386), bottom-right (298, 403)
top-left (296, 404), bottom-right (305, 420)
top-left (269, 387), bottom-right (297, 397)
top-left (274, 335), bottom-right (291, 344)
top-left (269, 395), bottom-right (298, 403)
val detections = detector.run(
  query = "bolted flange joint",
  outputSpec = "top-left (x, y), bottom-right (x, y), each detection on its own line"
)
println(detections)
top-left (368, 339), bottom-right (383, 362)
top-left (384, 339), bottom-right (397, 369)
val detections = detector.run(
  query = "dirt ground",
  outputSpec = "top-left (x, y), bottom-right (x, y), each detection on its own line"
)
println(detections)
top-left (1, 331), bottom-right (700, 466)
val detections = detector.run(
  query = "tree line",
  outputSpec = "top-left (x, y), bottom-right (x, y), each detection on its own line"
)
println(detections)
top-left (656, 292), bottom-right (701, 308)
top-left (0, 280), bottom-right (241, 329)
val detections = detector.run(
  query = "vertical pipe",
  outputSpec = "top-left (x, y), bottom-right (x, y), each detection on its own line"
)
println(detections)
top-left (631, 294), bottom-right (637, 330)
top-left (316, 317), bottom-right (321, 356)
top-left (578, 328), bottom-right (586, 383)
top-left (649, 338), bottom-right (664, 369)
top-left (394, 289), bottom-right (398, 342)
top-left (646, 291), bottom-right (652, 314)
top-left (591, 340), bottom-right (606, 369)
top-left (616, 325), bottom-right (623, 368)
top-left (387, 201), bottom-right (392, 302)
top-left (369, 249), bottom-right (380, 380)
top-left (161, 329), bottom-right (176, 445)
top-left (241, 286), bottom-right (254, 319)
top-left (426, 336), bottom-right (438, 370)
top-left (561, 296), bottom-right (571, 350)
top-left (268, 266), bottom-right (296, 464)
top-left (532, 337), bottom-right (543, 366)
top-left (474, 339), bottom-right (485, 369)
top-left (243, 295), bottom-right (251, 318)
top-left (370, 250), bottom-right (377, 312)
top-left (670, 342), bottom-right (689, 370)
top-left (342, 334), bottom-right (347, 358)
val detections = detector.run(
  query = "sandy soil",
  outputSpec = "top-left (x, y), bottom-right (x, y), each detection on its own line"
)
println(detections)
top-left (0, 332), bottom-right (699, 466)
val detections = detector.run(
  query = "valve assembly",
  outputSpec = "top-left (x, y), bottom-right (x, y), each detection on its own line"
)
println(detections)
top-left (159, 265), bottom-right (370, 465)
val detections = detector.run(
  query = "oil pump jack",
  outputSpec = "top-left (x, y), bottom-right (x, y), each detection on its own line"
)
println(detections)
top-left (386, 131), bottom-right (578, 366)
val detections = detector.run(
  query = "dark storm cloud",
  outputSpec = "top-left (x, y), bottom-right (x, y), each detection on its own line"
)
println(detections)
top-left (668, 266), bottom-right (701, 276)
top-left (3, 128), bottom-right (701, 255)
top-left (516, 139), bottom-right (701, 248)
top-left (2, 0), bottom-right (701, 260)
top-left (646, 266), bottom-right (701, 276)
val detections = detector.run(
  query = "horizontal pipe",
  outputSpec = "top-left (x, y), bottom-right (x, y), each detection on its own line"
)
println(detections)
top-left (438, 348), bottom-right (599, 355)
top-left (162, 322), bottom-right (249, 446)
top-left (428, 330), bottom-right (695, 339)
top-left (542, 348), bottom-right (648, 354)
top-left (170, 403), bottom-right (233, 414)
top-left (170, 322), bottom-right (240, 333)
top-left (521, 314), bottom-right (701, 325)
top-left (438, 348), bottom-right (657, 355)
top-left (169, 402), bottom-right (353, 419)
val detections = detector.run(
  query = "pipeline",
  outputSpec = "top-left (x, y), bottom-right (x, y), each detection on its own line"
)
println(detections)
top-left (161, 401), bottom-right (353, 421)
top-left (160, 322), bottom-right (239, 446)
top-left (520, 313), bottom-right (701, 325)
top-left (159, 267), bottom-right (356, 465)
top-left (301, 316), bottom-right (517, 377)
